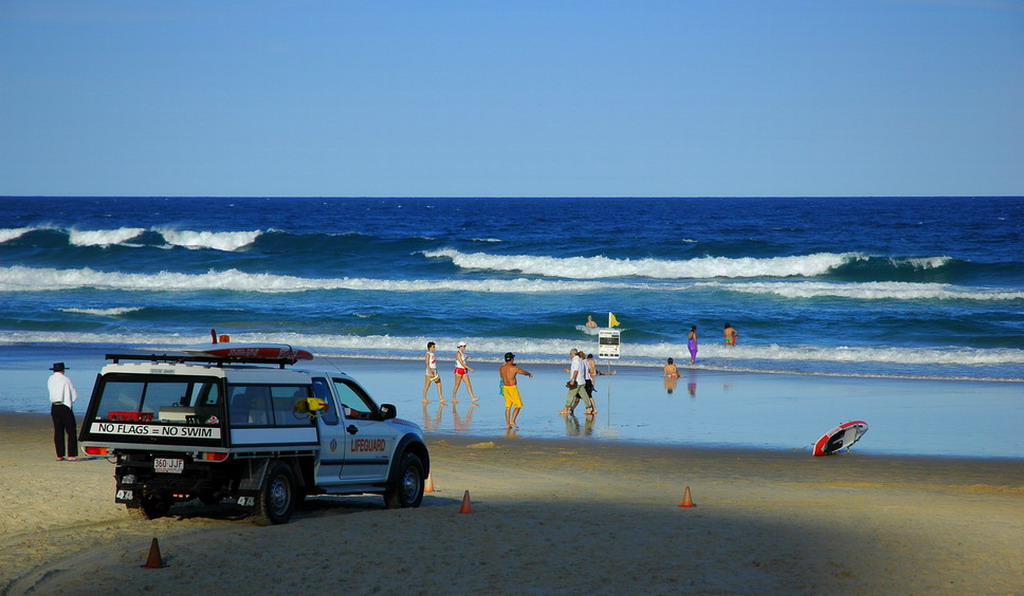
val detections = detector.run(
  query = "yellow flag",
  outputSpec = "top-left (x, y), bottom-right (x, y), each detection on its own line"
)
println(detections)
top-left (609, 312), bottom-right (620, 327)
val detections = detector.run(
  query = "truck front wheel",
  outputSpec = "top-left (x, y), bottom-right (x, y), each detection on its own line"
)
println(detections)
top-left (384, 452), bottom-right (424, 509)
top-left (253, 461), bottom-right (296, 525)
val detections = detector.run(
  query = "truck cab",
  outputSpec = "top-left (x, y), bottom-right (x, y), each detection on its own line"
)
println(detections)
top-left (79, 350), bottom-right (429, 525)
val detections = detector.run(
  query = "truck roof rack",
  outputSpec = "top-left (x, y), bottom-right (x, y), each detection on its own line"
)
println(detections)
top-left (105, 352), bottom-right (300, 369)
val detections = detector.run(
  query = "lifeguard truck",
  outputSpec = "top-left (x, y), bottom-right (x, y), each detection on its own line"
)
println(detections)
top-left (78, 345), bottom-right (429, 525)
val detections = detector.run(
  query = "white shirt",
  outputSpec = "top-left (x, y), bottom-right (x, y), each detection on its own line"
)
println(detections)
top-left (48, 372), bottom-right (77, 408)
top-left (569, 355), bottom-right (584, 382)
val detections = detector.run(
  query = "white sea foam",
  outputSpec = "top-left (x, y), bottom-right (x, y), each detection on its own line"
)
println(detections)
top-left (0, 227), bottom-right (37, 243)
top-left (897, 256), bottom-right (952, 269)
top-left (155, 228), bottom-right (262, 251)
top-left (69, 227), bottom-right (146, 247)
top-left (1, 331), bottom-right (1021, 373)
top-left (57, 307), bottom-right (144, 316)
top-left (1, 266), bottom-right (1019, 302)
top-left (0, 266), bottom-right (647, 294)
top-left (422, 248), bottom-right (861, 279)
top-left (700, 281), bottom-right (1024, 301)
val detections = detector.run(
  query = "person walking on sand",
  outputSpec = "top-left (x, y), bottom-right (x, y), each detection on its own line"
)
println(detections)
top-left (422, 342), bottom-right (443, 403)
top-left (583, 353), bottom-right (603, 416)
top-left (687, 325), bottom-right (698, 364)
top-left (452, 341), bottom-right (477, 403)
top-left (499, 352), bottom-right (532, 429)
top-left (47, 362), bottom-right (78, 461)
top-left (560, 348), bottom-right (588, 415)
top-left (724, 322), bottom-right (738, 346)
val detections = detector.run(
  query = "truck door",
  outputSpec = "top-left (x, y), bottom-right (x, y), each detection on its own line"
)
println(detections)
top-left (311, 377), bottom-right (346, 482)
top-left (332, 377), bottom-right (396, 483)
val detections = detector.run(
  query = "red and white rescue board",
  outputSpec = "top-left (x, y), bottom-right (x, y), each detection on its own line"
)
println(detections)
top-left (813, 420), bottom-right (868, 456)
top-left (186, 343), bottom-right (314, 361)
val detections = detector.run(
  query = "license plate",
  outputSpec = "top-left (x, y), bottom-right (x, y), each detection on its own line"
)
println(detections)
top-left (154, 457), bottom-right (184, 474)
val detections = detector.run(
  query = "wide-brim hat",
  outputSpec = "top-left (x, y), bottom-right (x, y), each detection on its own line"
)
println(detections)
top-left (50, 362), bottom-right (67, 371)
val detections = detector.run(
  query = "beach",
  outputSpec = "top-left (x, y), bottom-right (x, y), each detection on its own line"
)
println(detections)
top-left (2, 412), bottom-right (1022, 594)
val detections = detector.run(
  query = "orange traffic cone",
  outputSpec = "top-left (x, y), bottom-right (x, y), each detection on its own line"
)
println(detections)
top-left (425, 473), bottom-right (436, 493)
top-left (677, 486), bottom-right (696, 508)
top-left (140, 537), bottom-right (167, 569)
top-left (459, 490), bottom-right (473, 514)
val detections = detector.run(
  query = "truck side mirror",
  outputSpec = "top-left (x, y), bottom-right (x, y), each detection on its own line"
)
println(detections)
top-left (380, 404), bottom-right (397, 420)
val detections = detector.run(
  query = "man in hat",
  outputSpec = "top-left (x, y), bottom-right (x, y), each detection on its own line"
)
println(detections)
top-left (499, 352), bottom-right (532, 429)
top-left (47, 362), bottom-right (79, 461)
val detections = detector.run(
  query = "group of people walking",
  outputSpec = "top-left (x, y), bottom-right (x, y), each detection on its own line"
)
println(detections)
top-left (422, 322), bottom-right (738, 429)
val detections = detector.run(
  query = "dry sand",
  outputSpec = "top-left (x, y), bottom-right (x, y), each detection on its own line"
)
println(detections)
top-left (1, 412), bottom-right (1022, 595)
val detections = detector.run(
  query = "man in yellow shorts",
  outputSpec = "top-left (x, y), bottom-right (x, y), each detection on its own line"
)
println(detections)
top-left (499, 352), bottom-right (532, 429)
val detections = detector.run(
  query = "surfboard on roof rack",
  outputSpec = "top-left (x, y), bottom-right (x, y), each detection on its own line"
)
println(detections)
top-left (185, 342), bottom-right (314, 362)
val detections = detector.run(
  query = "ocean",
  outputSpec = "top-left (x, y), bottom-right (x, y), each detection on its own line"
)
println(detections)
top-left (1, 196), bottom-right (1022, 385)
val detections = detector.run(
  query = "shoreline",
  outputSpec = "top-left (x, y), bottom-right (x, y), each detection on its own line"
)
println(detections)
top-left (2, 349), bottom-right (1022, 459)
top-left (2, 413), bottom-right (1022, 594)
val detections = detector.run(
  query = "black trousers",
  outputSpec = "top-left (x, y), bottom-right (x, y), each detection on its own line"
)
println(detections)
top-left (50, 403), bottom-right (78, 458)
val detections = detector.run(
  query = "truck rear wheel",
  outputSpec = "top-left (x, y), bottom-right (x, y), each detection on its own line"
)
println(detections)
top-left (384, 452), bottom-right (424, 509)
top-left (253, 461), bottom-right (296, 525)
top-left (128, 495), bottom-right (170, 521)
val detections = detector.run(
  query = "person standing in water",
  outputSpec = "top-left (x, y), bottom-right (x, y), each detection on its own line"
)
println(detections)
top-left (422, 342), bottom-right (443, 404)
top-left (724, 322), bottom-right (738, 346)
top-left (499, 352), bottom-right (532, 429)
top-left (452, 341), bottom-right (477, 403)
top-left (687, 325), bottom-right (698, 364)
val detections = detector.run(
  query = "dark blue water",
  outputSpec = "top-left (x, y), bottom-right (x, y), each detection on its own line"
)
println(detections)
top-left (1, 196), bottom-right (1021, 382)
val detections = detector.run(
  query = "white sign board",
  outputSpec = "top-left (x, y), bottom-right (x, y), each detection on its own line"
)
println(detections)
top-left (598, 329), bottom-right (621, 360)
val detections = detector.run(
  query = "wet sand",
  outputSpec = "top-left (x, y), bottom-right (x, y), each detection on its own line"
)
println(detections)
top-left (2, 413), bottom-right (1022, 594)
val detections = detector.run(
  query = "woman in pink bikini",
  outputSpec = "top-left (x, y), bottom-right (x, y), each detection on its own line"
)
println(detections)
top-left (452, 341), bottom-right (478, 403)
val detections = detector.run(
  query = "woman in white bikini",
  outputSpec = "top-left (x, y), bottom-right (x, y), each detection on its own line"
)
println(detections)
top-left (451, 341), bottom-right (477, 403)
top-left (422, 342), bottom-right (443, 403)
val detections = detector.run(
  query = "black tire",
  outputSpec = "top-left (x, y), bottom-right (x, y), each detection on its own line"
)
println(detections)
top-left (384, 452), bottom-right (424, 509)
top-left (198, 490), bottom-right (221, 505)
top-left (253, 461), bottom-right (296, 526)
top-left (128, 494), bottom-right (170, 521)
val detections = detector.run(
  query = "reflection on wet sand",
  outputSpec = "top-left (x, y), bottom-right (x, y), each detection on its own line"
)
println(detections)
top-left (422, 401), bottom-right (478, 432)
top-left (564, 414), bottom-right (595, 437)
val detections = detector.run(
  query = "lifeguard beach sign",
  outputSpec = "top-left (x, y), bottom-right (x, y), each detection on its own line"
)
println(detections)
top-left (598, 329), bottom-right (621, 359)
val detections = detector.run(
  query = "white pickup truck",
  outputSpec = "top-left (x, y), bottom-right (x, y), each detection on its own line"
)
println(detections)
top-left (78, 349), bottom-right (429, 525)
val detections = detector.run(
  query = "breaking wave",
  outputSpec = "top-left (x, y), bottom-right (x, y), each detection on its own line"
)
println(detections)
top-left (0, 225), bottom-right (261, 252)
top-left (699, 281), bottom-right (1024, 301)
top-left (423, 249), bottom-right (865, 279)
top-left (1, 266), bottom-right (1018, 302)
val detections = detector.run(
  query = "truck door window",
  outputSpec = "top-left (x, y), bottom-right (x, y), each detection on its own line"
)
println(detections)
top-left (332, 378), bottom-right (378, 420)
top-left (312, 378), bottom-right (339, 425)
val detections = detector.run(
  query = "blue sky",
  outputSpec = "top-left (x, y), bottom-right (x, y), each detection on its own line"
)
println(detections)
top-left (1, 0), bottom-right (1021, 197)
